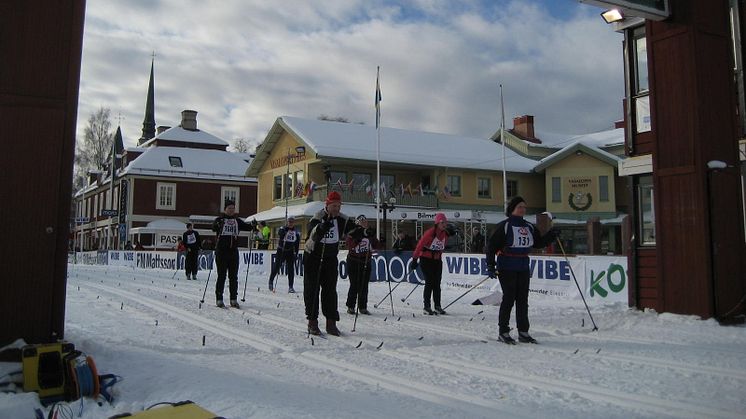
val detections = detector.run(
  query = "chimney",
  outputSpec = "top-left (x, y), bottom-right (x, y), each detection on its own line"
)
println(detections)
top-left (512, 115), bottom-right (535, 140)
top-left (156, 125), bottom-right (171, 135)
top-left (181, 110), bottom-right (198, 131)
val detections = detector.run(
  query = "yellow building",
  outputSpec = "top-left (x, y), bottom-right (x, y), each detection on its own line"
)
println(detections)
top-left (246, 115), bottom-right (628, 254)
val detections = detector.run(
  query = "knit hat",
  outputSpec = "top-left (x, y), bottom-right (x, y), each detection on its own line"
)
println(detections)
top-left (355, 214), bottom-right (367, 225)
top-left (434, 213), bottom-right (447, 224)
top-left (505, 196), bottom-right (526, 216)
top-left (325, 191), bottom-right (342, 204)
top-left (224, 200), bottom-right (236, 209)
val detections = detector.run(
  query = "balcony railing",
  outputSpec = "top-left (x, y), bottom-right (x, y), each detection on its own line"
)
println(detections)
top-left (310, 184), bottom-right (437, 208)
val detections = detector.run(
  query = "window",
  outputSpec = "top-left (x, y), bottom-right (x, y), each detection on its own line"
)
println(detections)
top-left (638, 176), bottom-right (655, 245)
top-left (156, 182), bottom-right (176, 210)
top-left (284, 174), bottom-right (293, 198)
top-left (599, 176), bottom-right (609, 202)
top-left (379, 174), bottom-right (395, 198)
top-left (168, 156), bottom-right (183, 168)
top-left (630, 26), bottom-right (651, 134)
top-left (353, 173), bottom-right (371, 192)
top-left (446, 175), bottom-right (461, 197)
top-left (330, 171), bottom-right (347, 189)
top-left (507, 180), bottom-right (518, 199)
top-left (273, 175), bottom-right (282, 200)
top-left (293, 170), bottom-right (304, 197)
top-left (93, 195), bottom-right (98, 219)
top-left (221, 186), bottom-right (240, 211)
top-left (552, 177), bottom-right (561, 203)
top-left (477, 177), bottom-right (491, 199)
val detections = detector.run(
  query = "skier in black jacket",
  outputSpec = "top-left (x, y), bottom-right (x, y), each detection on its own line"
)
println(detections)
top-left (345, 215), bottom-right (380, 315)
top-left (268, 216), bottom-right (300, 293)
top-left (182, 223), bottom-right (202, 280)
top-left (485, 196), bottom-right (557, 344)
top-left (212, 200), bottom-right (254, 308)
top-left (303, 191), bottom-right (356, 336)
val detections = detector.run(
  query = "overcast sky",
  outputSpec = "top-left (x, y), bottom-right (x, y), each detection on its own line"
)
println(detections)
top-left (77, 0), bottom-right (624, 150)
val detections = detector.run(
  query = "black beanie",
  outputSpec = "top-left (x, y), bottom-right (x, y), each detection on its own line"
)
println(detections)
top-left (224, 200), bottom-right (236, 209)
top-left (505, 196), bottom-right (526, 216)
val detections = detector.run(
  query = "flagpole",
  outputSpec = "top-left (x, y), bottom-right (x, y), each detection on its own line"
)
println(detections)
top-left (500, 84), bottom-right (508, 211)
top-left (109, 127), bottom-right (117, 250)
top-left (375, 66), bottom-right (381, 240)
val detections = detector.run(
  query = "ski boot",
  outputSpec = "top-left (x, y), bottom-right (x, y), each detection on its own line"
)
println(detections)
top-left (518, 332), bottom-right (538, 344)
top-left (358, 308), bottom-right (371, 315)
top-left (326, 319), bottom-right (341, 336)
top-left (216, 300), bottom-right (226, 308)
top-left (346, 306), bottom-right (356, 315)
top-left (434, 306), bottom-right (447, 315)
top-left (423, 307), bottom-right (435, 315)
top-left (229, 299), bottom-right (240, 309)
top-left (498, 332), bottom-right (516, 345)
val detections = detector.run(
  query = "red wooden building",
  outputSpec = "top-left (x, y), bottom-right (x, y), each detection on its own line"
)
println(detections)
top-left (74, 109), bottom-right (257, 250)
top-left (591, 0), bottom-right (746, 320)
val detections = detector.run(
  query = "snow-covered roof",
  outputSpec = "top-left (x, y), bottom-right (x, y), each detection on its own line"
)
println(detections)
top-left (256, 117), bottom-right (538, 174)
top-left (145, 219), bottom-right (186, 230)
top-left (120, 146), bottom-right (256, 181)
top-left (140, 126), bottom-right (228, 147)
top-left (533, 141), bottom-right (622, 173)
top-left (531, 128), bottom-right (624, 150)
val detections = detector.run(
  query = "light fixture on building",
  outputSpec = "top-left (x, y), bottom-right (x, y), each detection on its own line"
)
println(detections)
top-left (601, 9), bottom-right (623, 24)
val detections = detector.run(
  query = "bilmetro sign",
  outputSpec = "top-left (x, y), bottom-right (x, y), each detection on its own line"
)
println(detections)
top-left (578, 0), bottom-right (670, 21)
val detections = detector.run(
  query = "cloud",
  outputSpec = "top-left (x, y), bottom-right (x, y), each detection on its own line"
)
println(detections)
top-left (77, 0), bottom-right (623, 149)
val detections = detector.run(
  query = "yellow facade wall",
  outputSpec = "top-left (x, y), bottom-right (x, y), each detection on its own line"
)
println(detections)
top-left (544, 153), bottom-right (617, 214)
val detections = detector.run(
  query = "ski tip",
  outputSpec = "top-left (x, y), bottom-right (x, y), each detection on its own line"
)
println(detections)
top-left (417, 336), bottom-right (423, 340)
top-left (573, 349), bottom-right (579, 354)
top-left (311, 337), bottom-right (314, 346)
top-left (246, 319), bottom-right (250, 325)
top-left (596, 348), bottom-right (601, 354)
top-left (383, 317), bottom-right (387, 322)
top-left (277, 302), bottom-right (280, 308)
top-left (355, 341), bottom-right (362, 348)
top-left (469, 318), bottom-right (473, 321)
top-left (478, 310), bottom-right (484, 314)
top-left (397, 316), bottom-right (401, 321)
top-left (376, 342), bottom-right (384, 349)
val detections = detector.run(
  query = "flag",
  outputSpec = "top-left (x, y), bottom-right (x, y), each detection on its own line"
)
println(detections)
top-left (335, 178), bottom-right (343, 190)
top-left (359, 178), bottom-right (369, 192)
top-left (442, 185), bottom-right (451, 200)
top-left (347, 178), bottom-right (355, 191)
top-left (366, 184), bottom-right (373, 198)
top-left (380, 182), bottom-right (387, 199)
top-left (375, 67), bottom-right (382, 129)
top-left (398, 184), bottom-right (404, 198)
top-left (416, 183), bottom-right (424, 196)
top-left (295, 180), bottom-right (304, 198)
top-left (405, 183), bottom-right (413, 197)
top-left (309, 181), bottom-right (318, 195)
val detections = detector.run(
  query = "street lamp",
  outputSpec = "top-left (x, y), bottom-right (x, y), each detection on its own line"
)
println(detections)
top-left (378, 196), bottom-right (396, 247)
top-left (285, 146), bottom-right (306, 223)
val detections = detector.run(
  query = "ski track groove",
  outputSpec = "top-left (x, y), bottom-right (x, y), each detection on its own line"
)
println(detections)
top-left (74, 274), bottom-right (522, 418)
top-left (80, 268), bottom-right (746, 380)
top-left (71, 267), bottom-right (745, 418)
top-left (75, 267), bottom-right (746, 382)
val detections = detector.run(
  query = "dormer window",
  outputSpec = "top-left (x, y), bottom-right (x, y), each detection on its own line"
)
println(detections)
top-left (169, 156), bottom-right (182, 168)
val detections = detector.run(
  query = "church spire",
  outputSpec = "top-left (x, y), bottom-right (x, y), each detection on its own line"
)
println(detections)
top-left (138, 56), bottom-right (156, 145)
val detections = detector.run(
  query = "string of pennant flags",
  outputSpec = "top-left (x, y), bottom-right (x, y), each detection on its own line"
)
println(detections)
top-left (292, 179), bottom-right (454, 200)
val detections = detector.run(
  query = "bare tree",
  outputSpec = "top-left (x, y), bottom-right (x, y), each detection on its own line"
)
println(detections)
top-left (73, 107), bottom-right (113, 189)
top-left (232, 138), bottom-right (251, 153)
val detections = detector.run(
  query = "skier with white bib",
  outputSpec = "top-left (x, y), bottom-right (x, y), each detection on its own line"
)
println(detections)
top-left (409, 213), bottom-right (456, 315)
top-left (268, 216), bottom-right (300, 293)
top-left (212, 200), bottom-right (253, 308)
top-left (486, 196), bottom-right (557, 344)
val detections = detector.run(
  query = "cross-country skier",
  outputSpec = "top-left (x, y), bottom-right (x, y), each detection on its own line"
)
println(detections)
top-left (182, 223), bottom-right (201, 280)
top-left (486, 196), bottom-right (558, 344)
top-left (345, 215), bottom-right (380, 315)
top-left (303, 191), bottom-right (356, 336)
top-left (268, 216), bottom-right (300, 293)
top-left (409, 213), bottom-right (456, 315)
top-left (212, 200), bottom-right (253, 308)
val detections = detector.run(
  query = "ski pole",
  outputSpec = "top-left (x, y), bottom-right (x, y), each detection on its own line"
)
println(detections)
top-left (352, 259), bottom-right (364, 332)
top-left (442, 276), bottom-right (490, 310)
top-left (556, 237), bottom-right (598, 331)
top-left (241, 240), bottom-right (253, 302)
top-left (373, 264), bottom-right (413, 308)
top-left (199, 251), bottom-right (214, 304)
top-left (401, 281), bottom-right (420, 303)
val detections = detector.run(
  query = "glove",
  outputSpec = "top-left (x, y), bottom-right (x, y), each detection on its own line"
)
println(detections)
top-left (409, 258), bottom-right (419, 271)
top-left (487, 265), bottom-right (497, 279)
top-left (321, 219), bottom-right (334, 231)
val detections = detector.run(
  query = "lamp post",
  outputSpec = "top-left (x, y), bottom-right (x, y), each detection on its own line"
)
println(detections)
top-left (285, 146), bottom-right (306, 223)
top-left (378, 197), bottom-right (396, 247)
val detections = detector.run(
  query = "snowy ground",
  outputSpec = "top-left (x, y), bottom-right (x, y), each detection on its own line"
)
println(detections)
top-left (3, 264), bottom-right (746, 418)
